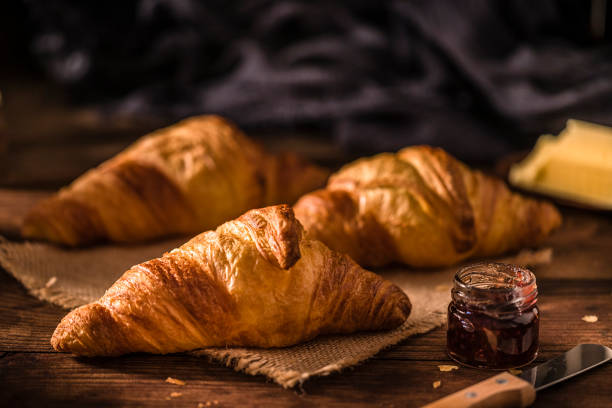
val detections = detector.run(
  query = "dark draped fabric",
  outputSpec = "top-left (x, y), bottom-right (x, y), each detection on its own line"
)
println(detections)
top-left (23, 0), bottom-right (612, 160)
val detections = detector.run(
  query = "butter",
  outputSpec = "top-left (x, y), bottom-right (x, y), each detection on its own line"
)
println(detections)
top-left (509, 119), bottom-right (612, 209)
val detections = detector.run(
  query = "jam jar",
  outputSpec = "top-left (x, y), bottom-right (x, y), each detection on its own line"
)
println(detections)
top-left (446, 262), bottom-right (539, 369)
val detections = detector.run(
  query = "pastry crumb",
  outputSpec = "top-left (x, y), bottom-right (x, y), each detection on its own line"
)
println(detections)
top-left (213, 400), bottom-right (219, 405)
top-left (166, 377), bottom-right (186, 386)
top-left (433, 380), bottom-right (441, 389)
top-left (45, 276), bottom-right (57, 288)
top-left (508, 369), bottom-right (522, 375)
top-left (197, 404), bottom-right (205, 408)
top-left (170, 392), bottom-right (182, 398)
top-left (437, 365), bottom-right (459, 372)
top-left (582, 315), bottom-right (598, 323)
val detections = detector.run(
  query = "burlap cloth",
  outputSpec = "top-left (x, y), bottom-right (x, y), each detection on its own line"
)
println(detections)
top-left (0, 237), bottom-right (551, 388)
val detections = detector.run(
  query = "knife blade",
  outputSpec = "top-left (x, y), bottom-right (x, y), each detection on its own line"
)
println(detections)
top-left (422, 344), bottom-right (612, 408)
top-left (519, 343), bottom-right (612, 391)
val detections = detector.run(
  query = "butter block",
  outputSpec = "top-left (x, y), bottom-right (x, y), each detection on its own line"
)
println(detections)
top-left (509, 119), bottom-right (612, 209)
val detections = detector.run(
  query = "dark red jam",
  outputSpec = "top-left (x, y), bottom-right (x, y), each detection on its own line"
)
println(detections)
top-left (446, 263), bottom-right (539, 369)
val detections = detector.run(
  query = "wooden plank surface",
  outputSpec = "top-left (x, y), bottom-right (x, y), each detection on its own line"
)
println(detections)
top-left (1, 191), bottom-right (611, 407)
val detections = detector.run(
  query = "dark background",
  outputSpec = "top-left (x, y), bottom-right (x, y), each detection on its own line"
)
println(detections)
top-left (1, 0), bottom-right (612, 187)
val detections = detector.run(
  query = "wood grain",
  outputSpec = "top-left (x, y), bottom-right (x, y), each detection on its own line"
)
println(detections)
top-left (1, 190), bottom-right (611, 407)
top-left (2, 269), bottom-right (610, 357)
top-left (1, 333), bottom-right (611, 408)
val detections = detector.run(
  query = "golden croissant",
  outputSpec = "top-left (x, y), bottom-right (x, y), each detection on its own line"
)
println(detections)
top-left (22, 115), bottom-right (328, 246)
top-left (51, 205), bottom-right (411, 356)
top-left (294, 145), bottom-right (562, 268)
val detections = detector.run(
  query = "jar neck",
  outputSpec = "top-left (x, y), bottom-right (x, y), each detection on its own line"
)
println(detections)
top-left (451, 263), bottom-right (538, 317)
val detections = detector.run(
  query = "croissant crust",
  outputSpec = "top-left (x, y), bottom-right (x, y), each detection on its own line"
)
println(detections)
top-left (23, 115), bottom-right (329, 246)
top-left (51, 205), bottom-right (411, 356)
top-left (294, 145), bottom-right (562, 268)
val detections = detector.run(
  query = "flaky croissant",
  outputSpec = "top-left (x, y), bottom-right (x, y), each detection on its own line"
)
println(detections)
top-left (22, 115), bottom-right (328, 246)
top-left (294, 145), bottom-right (562, 268)
top-left (51, 205), bottom-right (411, 356)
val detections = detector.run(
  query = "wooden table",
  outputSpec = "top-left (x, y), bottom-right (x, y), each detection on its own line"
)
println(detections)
top-left (0, 189), bottom-right (610, 407)
top-left (1, 77), bottom-right (610, 407)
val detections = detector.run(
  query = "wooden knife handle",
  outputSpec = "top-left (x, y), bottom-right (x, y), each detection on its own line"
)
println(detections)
top-left (422, 372), bottom-right (536, 408)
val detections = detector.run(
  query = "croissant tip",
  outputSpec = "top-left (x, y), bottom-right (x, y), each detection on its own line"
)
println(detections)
top-left (21, 214), bottom-right (60, 245)
top-left (50, 331), bottom-right (64, 353)
top-left (542, 201), bottom-right (563, 232)
top-left (50, 303), bottom-right (128, 356)
top-left (387, 288), bottom-right (412, 328)
top-left (21, 197), bottom-right (100, 247)
top-left (50, 317), bottom-right (72, 353)
top-left (20, 219), bottom-right (38, 240)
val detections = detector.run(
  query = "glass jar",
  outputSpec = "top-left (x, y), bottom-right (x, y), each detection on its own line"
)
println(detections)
top-left (446, 262), bottom-right (539, 369)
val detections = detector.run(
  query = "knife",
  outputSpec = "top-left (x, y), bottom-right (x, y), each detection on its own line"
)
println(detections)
top-left (422, 344), bottom-right (612, 408)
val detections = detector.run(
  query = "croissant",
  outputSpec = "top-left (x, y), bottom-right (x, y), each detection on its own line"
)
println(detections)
top-left (22, 115), bottom-right (328, 246)
top-left (51, 205), bottom-right (411, 356)
top-left (294, 145), bottom-right (562, 268)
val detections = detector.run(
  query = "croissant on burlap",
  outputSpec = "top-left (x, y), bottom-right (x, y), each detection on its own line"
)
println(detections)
top-left (294, 145), bottom-right (562, 268)
top-left (51, 205), bottom-right (411, 356)
top-left (22, 115), bottom-right (329, 246)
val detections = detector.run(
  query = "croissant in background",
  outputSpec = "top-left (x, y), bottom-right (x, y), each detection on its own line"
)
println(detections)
top-left (51, 205), bottom-right (411, 356)
top-left (22, 115), bottom-right (329, 246)
top-left (294, 145), bottom-right (562, 268)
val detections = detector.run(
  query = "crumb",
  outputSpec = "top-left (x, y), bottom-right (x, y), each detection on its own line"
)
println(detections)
top-left (437, 365), bottom-right (459, 372)
top-left (582, 315), bottom-right (598, 323)
top-left (433, 380), bottom-right (441, 389)
top-left (508, 369), bottom-right (522, 375)
top-left (213, 401), bottom-right (218, 405)
top-left (45, 276), bottom-right (57, 288)
top-left (170, 392), bottom-right (182, 398)
top-left (166, 377), bottom-right (186, 386)
top-left (206, 402), bottom-right (212, 407)
top-left (197, 404), bottom-right (205, 408)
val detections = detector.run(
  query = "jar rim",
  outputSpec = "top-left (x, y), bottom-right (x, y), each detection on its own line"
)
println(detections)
top-left (454, 262), bottom-right (535, 293)
top-left (451, 262), bottom-right (538, 315)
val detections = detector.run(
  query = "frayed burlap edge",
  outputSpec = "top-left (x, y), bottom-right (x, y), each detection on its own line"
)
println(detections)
top-left (192, 309), bottom-right (447, 388)
top-left (0, 236), bottom-right (552, 389)
top-left (0, 238), bottom-right (92, 308)
top-left (1, 250), bottom-right (89, 308)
